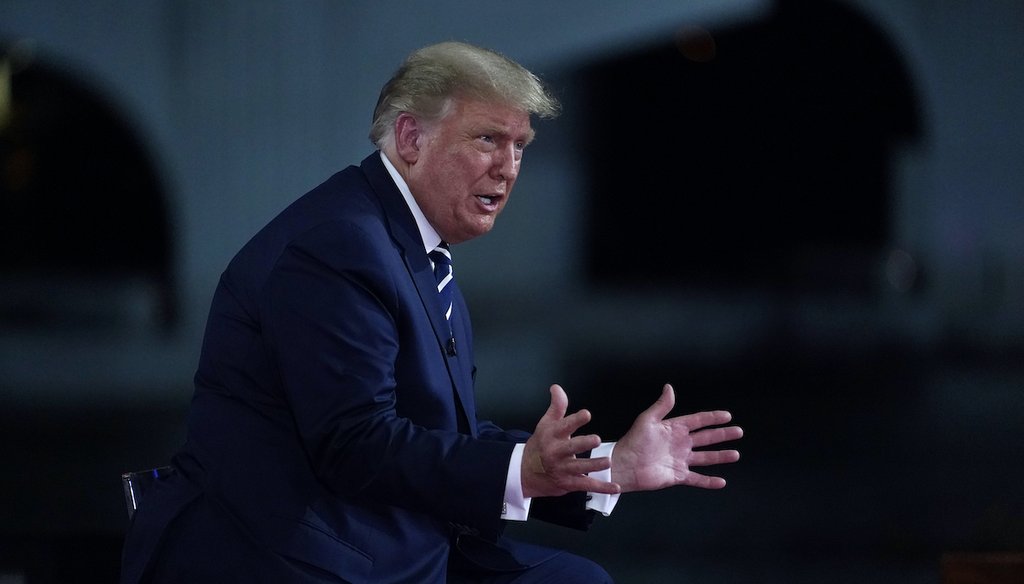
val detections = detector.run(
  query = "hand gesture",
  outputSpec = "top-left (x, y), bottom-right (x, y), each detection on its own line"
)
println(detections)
top-left (612, 384), bottom-right (742, 493)
top-left (520, 384), bottom-right (621, 499)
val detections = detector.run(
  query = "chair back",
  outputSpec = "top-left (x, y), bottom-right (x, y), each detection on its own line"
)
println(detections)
top-left (121, 466), bottom-right (175, 518)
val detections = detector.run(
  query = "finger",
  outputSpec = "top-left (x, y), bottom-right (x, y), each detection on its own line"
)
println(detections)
top-left (542, 431), bottom-right (601, 458)
top-left (691, 425), bottom-right (744, 448)
top-left (639, 383), bottom-right (676, 422)
top-left (564, 433), bottom-right (602, 456)
top-left (553, 455), bottom-right (612, 477)
top-left (688, 449), bottom-right (741, 467)
top-left (555, 408), bottom-right (593, 438)
top-left (560, 475), bottom-right (621, 495)
top-left (676, 410), bottom-right (733, 431)
top-left (543, 384), bottom-right (569, 422)
top-left (680, 471), bottom-right (727, 489)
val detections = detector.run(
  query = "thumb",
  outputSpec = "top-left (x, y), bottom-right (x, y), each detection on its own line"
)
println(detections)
top-left (641, 383), bottom-right (676, 421)
top-left (544, 384), bottom-right (569, 421)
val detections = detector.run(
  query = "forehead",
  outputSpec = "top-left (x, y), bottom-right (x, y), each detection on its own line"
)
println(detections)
top-left (443, 98), bottom-right (534, 140)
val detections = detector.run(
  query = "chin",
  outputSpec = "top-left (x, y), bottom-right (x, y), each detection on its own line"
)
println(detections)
top-left (456, 226), bottom-right (493, 244)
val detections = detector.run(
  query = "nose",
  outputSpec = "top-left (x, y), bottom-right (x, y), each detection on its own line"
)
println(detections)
top-left (492, 144), bottom-right (520, 182)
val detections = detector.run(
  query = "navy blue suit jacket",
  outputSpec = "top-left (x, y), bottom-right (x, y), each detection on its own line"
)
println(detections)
top-left (120, 153), bottom-right (593, 583)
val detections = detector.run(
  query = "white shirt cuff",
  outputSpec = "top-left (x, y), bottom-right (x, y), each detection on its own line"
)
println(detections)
top-left (501, 442), bottom-right (621, 521)
top-left (586, 442), bottom-right (620, 516)
top-left (501, 443), bottom-right (532, 521)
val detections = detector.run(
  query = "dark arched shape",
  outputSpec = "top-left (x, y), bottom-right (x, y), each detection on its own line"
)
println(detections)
top-left (579, 0), bottom-right (922, 296)
top-left (0, 41), bottom-right (176, 331)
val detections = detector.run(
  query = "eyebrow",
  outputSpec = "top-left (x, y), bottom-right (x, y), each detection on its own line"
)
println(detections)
top-left (473, 124), bottom-right (536, 146)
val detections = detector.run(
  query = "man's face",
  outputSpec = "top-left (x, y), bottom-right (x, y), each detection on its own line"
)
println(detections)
top-left (405, 98), bottom-right (534, 244)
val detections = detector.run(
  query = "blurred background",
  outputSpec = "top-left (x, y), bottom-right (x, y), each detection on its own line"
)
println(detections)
top-left (1, 1), bottom-right (1021, 582)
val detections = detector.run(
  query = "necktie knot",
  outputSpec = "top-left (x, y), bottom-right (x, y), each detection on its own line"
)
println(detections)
top-left (429, 244), bottom-right (452, 274)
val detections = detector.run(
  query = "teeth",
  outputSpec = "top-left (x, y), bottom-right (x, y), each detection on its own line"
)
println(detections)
top-left (479, 196), bottom-right (493, 205)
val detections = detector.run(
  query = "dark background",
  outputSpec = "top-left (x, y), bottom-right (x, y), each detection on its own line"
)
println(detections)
top-left (1, 1), bottom-right (1022, 582)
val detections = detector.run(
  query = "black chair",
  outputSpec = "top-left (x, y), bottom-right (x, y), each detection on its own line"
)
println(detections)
top-left (121, 466), bottom-right (175, 519)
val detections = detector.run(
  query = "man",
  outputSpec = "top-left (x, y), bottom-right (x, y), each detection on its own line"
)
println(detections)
top-left (120, 41), bottom-right (743, 583)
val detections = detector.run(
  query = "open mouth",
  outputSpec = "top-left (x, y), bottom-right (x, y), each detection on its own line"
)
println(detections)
top-left (475, 195), bottom-right (502, 210)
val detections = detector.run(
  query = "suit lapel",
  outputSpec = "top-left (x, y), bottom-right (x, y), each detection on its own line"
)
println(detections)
top-left (360, 153), bottom-right (478, 435)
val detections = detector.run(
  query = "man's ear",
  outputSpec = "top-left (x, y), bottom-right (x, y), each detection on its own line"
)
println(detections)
top-left (394, 113), bottom-right (423, 164)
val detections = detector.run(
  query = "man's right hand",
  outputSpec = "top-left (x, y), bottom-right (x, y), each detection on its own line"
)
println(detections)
top-left (520, 385), bottom-right (621, 499)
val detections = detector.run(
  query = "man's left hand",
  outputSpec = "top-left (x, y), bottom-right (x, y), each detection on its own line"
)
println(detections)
top-left (611, 384), bottom-right (743, 493)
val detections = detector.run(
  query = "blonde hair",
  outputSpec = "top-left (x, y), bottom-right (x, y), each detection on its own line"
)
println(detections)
top-left (369, 41), bottom-right (560, 148)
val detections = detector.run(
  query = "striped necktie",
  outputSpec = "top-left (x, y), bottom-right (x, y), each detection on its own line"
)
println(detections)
top-left (428, 243), bottom-right (457, 356)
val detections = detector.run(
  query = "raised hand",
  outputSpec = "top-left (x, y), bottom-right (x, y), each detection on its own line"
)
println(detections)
top-left (612, 384), bottom-right (742, 493)
top-left (520, 384), bottom-right (621, 499)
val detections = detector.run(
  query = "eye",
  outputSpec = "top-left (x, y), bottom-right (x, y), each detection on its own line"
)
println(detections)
top-left (478, 134), bottom-right (495, 144)
top-left (514, 141), bottom-right (526, 151)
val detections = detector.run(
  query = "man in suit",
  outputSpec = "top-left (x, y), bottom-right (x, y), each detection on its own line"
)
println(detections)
top-left (120, 41), bottom-right (743, 583)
